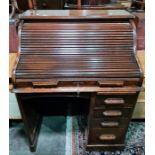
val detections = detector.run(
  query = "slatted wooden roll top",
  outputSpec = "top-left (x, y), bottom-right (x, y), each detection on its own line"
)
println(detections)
top-left (12, 10), bottom-right (143, 88)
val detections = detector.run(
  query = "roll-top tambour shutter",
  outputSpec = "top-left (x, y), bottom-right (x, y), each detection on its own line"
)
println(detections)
top-left (14, 10), bottom-right (141, 82)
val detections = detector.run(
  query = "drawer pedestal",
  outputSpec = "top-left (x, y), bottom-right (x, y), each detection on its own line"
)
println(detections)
top-left (87, 92), bottom-right (139, 150)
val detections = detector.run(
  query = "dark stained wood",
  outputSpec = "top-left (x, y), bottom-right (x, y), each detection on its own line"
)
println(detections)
top-left (87, 86), bottom-right (140, 150)
top-left (9, 18), bottom-right (19, 53)
top-left (35, 0), bottom-right (66, 9)
top-left (12, 86), bottom-right (141, 93)
top-left (11, 10), bottom-right (143, 152)
top-left (16, 93), bottom-right (42, 152)
top-left (88, 127), bottom-right (126, 144)
top-left (95, 93), bottom-right (138, 108)
top-left (92, 117), bottom-right (130, 128)
top-left (134, 12), bottom-right (145, 50)
top-left (13, 11), bottom-right (141, 82)
top-left (13, 0), bottom-right (65, 11)
top-left (93, 108), bottom-right (132, 118)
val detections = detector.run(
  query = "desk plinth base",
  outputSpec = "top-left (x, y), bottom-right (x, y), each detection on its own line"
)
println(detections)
top-left (87, 144), bottom-right (125, 151)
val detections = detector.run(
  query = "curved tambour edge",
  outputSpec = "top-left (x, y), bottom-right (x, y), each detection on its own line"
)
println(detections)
top-left (130, 19), bottom-right (143, 76)
top-left (13, 10), bottom-right (143, 84)
top-left (12, 20), bottom-right (24, 84)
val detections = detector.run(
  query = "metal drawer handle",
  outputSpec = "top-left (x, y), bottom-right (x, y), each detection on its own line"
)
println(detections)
top-left (103, 110), bottom-right (122, 116)
top-left (99, 134), bottom-right (116, 140)
top-left (101, 122), bottom-right (119, 127)
top-left (104, 98), bottom-right (125, 105)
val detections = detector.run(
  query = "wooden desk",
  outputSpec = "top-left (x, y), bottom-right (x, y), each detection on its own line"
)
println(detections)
top-left (10, 10), bottom-right (143, 152)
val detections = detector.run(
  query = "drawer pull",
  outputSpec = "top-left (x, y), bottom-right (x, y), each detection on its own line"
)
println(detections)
top-left (98, 80), bottom-right (124, 87)
top-left (99, 134), bottom-right (116, 140)
top-left (101, 122), bottom-right (119, 127)
top-left (104, 98), bottom-right (125, 105)
top-left (32, 81), bottom-right (58, 88)
top-left (103, 110), bottom-right (122, 116)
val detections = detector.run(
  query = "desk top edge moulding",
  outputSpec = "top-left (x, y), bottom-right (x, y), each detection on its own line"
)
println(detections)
top-left (11, 10), bottom-right (143, 152)
top-left (19, 9), bottom-right (135, 19)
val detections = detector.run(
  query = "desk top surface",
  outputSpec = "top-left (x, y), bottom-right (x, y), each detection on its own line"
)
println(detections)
top-left (20, 10), bottom-right (134, 20)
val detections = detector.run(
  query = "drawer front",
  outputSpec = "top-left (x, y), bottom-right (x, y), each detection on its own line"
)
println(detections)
top-left (88, 128), bottom-right (126, 144)
top-left (90, 117), bottom-right (130, 128)
top-left (93, 108), bottom-right (133, 118)
top-left (95, 94), bottom-right (138, 108)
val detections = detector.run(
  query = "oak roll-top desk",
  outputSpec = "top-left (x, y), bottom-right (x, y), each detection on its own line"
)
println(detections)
top-left (11, 10), bottom-right (143, 152)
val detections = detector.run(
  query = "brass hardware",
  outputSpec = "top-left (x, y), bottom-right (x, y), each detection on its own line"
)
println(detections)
top-left (100, 122), bottom-right (119, 127)
top-left (104, 98), bottom-right (125, 105)
top-left (99, 134), bottom-right (116, 140)
top-left (103, 110), bottom-right (122, 116)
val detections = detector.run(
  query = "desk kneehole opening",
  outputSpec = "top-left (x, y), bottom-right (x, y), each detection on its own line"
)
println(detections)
top-left (99, 134), bottom-right (116, 141)
top-left (103, 110), bottom-right (122, 117)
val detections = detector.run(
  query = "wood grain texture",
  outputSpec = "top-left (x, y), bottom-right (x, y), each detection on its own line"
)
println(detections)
top-left (9, 53), bottom-right (17, 79)
top-left (133, 50), bottom-right (145, 118)
top-left (9, 18), bottom-right (19, 53)
top-left (133, 12), bottom-right (145, 50)
top-left (11, 10), bottom-right (143, 152)
top-left (14, 11), bottom-right (142, 83)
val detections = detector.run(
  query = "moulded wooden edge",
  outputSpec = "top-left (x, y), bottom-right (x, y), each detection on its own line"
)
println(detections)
top-left (19, 10), bottom-right (135, 20)
top-left (86, 144), bottom-right (125, 151)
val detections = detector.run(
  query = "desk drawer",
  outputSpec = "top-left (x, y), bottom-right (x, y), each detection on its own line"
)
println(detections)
top-left (95, 94), bottom-right (138, 108)
top-left (93, 108), bottom-right (133, 118)
top-left (90, 117), bottom-right (130, 128)
top-left (88, 128), bottom-right (126, 144)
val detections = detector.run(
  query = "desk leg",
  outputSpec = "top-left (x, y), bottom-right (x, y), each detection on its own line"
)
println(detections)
top-left (16, 94), bottom-right (42, 152)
